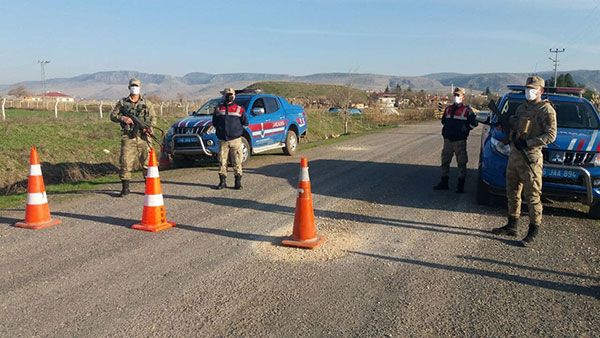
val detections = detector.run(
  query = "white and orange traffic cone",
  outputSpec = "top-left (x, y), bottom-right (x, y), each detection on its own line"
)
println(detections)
top-left (158, 142), bottom-right (170, 170)
top-left (282, 157), bottom-right (326, 249)
top-left (132, 148), bottom-right (175, 232)
top-left (14, 146), bottom-right (62, 230)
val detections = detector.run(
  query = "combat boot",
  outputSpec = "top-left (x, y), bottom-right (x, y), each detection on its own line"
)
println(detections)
top-left (433, 176), bottom-right (449, 190)
top-left (119, 180), bottom-right (130, 197)
top-left (234, 175), bottom-right (243, 190)
top-left (216, 174), bottom-right (226, 190)
top-left (456, 178), bottom-right (466, 194)
top-left (491, 216), bottom-right (518, 236)
top-left (520, 223), bottom-right (539, 246)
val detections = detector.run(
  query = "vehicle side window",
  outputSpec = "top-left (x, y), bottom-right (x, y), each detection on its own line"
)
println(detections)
top-left (251, 98), bottom-right (265, 115)
top-left (264, 97), bottom-right (280, 114)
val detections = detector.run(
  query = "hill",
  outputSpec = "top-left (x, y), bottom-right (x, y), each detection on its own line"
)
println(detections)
top-left (1, 70), bottom-right (599, 100)
top-left (246, 81), bottom-right (369, 101)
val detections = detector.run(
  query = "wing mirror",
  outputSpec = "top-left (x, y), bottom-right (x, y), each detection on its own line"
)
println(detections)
top-left (252, 107), bottom-right (265, 115)
top-left (476, 112), bottom-right (490, 125)
top-left (188, 111), bottom-right (195, 116)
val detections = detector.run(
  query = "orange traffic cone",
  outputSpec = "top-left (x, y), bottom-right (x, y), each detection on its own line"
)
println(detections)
top-left (132, 149), bottom-right (175, 232)
top-left (14, 147), bottom-right (62, 230)
top-left (282, 157), bottom-right (326, 249)
top-left (158, 143), bottom-right (170, 170)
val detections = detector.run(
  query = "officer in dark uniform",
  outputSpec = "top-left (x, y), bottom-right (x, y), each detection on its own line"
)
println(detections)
top-left (433, 87), bottom-right (479, 193)
top-left (213, 88), bottom-right (249, 190)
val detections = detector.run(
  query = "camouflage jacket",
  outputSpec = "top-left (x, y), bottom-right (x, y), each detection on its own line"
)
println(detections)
top-left (110, 96), bottom-right (156, 137)
top-left (509, 99), bottom-right (557, 157)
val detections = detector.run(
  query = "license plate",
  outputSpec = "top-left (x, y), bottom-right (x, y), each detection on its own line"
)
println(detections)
top-left (177, 137), bottom-right (196, 143)
top-left (543, 168), bottom-right (579, 179)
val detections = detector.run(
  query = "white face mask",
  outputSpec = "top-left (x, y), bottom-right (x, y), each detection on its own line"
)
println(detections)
top-left (453, 95), bottom-right (463, 104)
top-left (525, 88), bottom-right (539, 101)
top-left (129, 86), bottom-right (140, 95)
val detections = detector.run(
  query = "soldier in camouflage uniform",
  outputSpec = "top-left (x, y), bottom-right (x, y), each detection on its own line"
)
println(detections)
top-left (492, 76), bottom-right (557, 246)
top-left (110, 78), bottom-right (156, 197)
top-left (433, 87), bottom-right (478, 193)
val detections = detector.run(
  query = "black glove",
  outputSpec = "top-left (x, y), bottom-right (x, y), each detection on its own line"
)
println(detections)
top-left (514, 139), bottom-right (527, 150)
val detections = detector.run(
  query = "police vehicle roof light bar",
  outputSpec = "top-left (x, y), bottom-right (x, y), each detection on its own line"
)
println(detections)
top-left (507, 85), bottom-right (585, 97)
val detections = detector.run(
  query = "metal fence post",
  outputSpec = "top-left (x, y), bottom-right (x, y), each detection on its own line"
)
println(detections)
top-left (2, 97), bottom-right (6, 121)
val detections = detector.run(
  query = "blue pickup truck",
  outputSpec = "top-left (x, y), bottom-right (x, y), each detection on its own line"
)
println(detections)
top-left (164, 91), bottom-right (307, 167)
top-left (477, 86), bottom-right (600, 218)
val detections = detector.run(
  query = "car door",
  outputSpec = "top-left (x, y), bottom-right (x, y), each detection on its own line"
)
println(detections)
top-left (248, 98), bottom-right (274, 147)
top-left (262, 97), bottom-right (287, 144)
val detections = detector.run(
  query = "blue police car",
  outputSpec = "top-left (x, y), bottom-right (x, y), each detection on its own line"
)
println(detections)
top-left (164, 90), bottom-right (307, 167)
top-left (476, 86), bottom-right (600, 218)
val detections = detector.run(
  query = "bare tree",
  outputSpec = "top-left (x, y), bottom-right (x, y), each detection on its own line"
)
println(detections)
top-left (8, 85), bottom-right (31, 98)
top-left (145, 94), bottom-right (163, 104)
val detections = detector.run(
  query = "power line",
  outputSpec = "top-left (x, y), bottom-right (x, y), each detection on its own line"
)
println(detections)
top-left (548, 49), bottom-right (565, 87)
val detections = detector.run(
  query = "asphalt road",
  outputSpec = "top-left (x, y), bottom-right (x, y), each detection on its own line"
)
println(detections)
top-left (1, 121), bottom-right (599, 337)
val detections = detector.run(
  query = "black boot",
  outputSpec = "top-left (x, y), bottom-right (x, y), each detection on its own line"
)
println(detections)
top-left (433, 176), bottom-right (449, 190)
top-left (456, 178), bottom-right (465, 194)
top-left (491, 216), bottom-right (518, 236)
top-left (520, 223), bottom-right (539, 246)
top-left (216, 174), bottom-right (226, 190)
top-left (234, 175), bottom-right (243, 190)
top-left (119, 180), bottom-right (130, 197)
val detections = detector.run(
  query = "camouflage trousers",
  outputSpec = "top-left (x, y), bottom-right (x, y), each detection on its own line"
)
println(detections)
top-left (506, 152), bottom-right (543, 225)
top-left (119, 135), bottom-right (150, 181)
top-left (218, 137), bottom-right (243, 176)
top-left (440, 139), bottom-right (468, 179)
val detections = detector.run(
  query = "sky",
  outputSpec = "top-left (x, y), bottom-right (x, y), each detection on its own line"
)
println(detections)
top-left (1, 0), bottom-right (599, 84)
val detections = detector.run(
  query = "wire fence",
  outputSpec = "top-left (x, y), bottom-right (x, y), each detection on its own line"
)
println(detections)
top-left (0, 98), bottom-right (205, 120)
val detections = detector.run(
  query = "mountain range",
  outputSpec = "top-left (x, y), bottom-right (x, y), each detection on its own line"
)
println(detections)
top-left (1, 70), bottom-right (599, 100)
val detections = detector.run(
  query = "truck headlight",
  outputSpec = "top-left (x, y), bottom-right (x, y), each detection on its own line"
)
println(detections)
top-left (490, 137), bottom-right (511, 157)
top-left (206, 126), bottom-right (216, 135)
top-left (166, 127), bottom-right (175, 137)
top-left (593, 178), bottom-right (600, 187)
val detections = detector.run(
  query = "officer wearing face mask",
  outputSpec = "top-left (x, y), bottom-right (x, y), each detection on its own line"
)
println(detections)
top-left (213, 88), bottom-right (249, 190)
top-left (110, 78), bottom-right (156, 197)
top-left (433, 87), bottom-right (478, 193)
top-left (492, 76), bottom-right (556, 246)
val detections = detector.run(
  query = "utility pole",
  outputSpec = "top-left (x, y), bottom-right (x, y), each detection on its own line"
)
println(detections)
top-left (548, 48), bottom-right (565, 87)
top-left (38, 60), bottom-right (50, 99)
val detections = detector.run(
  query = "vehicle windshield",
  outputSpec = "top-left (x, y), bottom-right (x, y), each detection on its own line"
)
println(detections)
top-left (499, 98), bottom-right (600, 129)
top-left (193, 97), bottom-right (252, 115)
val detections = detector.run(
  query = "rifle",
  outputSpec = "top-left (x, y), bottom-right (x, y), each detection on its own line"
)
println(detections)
top-left (487, 99), bottom-right (537, 178)
top-left (123, 113), bottom-right (165, 145)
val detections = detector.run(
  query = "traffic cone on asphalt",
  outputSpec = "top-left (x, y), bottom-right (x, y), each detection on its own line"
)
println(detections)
top-left (14, 146), bottom-right (62, 230)
top-left (132, 149), bottom-right (175, 232)
top-left (158, 143), bottom-right (170, 170)
top-left (282, 157), bottom-right (326, 249)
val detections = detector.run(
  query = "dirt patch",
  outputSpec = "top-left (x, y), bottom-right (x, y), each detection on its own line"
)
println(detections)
top-left (253, 217), bottom-right (362, 262)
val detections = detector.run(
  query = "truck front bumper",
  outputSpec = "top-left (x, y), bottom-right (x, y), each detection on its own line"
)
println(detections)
top-left (168, 134), bottom-right (217, 157)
